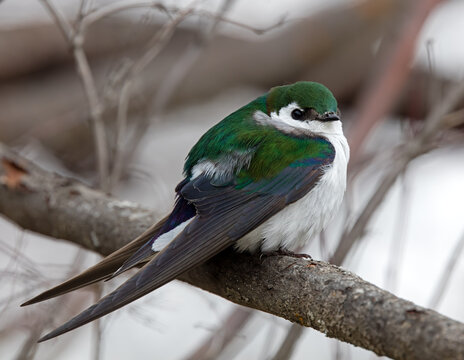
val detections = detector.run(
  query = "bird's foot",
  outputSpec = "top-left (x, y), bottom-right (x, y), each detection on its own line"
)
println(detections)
top-left (261, 249), bottom-right (312, 260)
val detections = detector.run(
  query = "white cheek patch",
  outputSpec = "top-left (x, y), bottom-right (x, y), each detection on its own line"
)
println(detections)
top-left (270, 102), bottom-right (312, 131)
top-left (269, 102), bottom-right (344, 136)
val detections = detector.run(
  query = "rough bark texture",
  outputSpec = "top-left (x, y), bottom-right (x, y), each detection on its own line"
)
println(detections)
top-left (1, 144), bottom-right (464, 360)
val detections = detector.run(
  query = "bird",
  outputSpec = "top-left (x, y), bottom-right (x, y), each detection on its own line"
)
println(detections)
top-left (22, 81), bottom-right (349, 342)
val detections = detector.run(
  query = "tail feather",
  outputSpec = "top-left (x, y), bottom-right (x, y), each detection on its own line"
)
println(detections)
top-left (21, 217), bottom-right (168, 306)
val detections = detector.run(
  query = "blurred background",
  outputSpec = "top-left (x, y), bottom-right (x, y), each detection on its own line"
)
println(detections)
top-left (1, 0), bottom-right (464, 359)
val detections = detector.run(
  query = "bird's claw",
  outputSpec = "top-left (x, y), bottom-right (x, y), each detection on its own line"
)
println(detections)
top-left (261, 249), bottom-right (312, 260)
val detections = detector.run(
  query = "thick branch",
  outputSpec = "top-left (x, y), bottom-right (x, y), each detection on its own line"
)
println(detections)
top-left (1, 144), bottom-right (463, 360)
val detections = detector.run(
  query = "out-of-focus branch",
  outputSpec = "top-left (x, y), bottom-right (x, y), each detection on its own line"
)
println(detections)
top-left (13, 250), bottom-right (86, 360)
top-left (332, 81), bottom-right (464, 266)
top-left (348, 0), bottom-right (444, 159)
top-left (270, 324), bottom-right (304, 360)
top-left (82, 1), bottom-right (285, 36)
top-left (428, 230), bottom-right (464, 309)
top-left (109, 5), bottom-right (196, 188)
top-left (1, 145), bottom-right (464, 359)
top-left (184, 308), bottom-right (253, 360)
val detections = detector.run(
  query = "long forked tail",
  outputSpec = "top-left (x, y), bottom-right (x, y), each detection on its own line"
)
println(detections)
top-left (21, 217), bottom-right (168, 306)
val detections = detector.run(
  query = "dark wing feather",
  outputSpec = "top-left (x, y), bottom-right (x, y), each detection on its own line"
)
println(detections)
top-left (39, 154), bottom-right (333, 341)
top-left (108, 196), bottom-right (196, 278)
top-left (24, 184), bottom-right (196, 305)
top-left (21, 216), bottom-right (168, 306)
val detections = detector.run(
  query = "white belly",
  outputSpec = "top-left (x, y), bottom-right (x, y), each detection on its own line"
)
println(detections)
top-left (154, 134), bottom-right (349, 254)
top-left (235, 134), bottom-right (349, 253)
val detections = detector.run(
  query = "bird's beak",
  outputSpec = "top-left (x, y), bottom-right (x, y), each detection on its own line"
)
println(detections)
top-left (321, 112), bottom-right (340, 122)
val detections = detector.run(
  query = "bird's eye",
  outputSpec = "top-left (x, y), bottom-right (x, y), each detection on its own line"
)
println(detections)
top-left (291, 109), bottom-right (305, 120)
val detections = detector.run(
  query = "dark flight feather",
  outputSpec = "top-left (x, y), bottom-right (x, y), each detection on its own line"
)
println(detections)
top-left (108, 196), bottom-right (196, 278)
top-left (21, 217), bottom-right (169, 306)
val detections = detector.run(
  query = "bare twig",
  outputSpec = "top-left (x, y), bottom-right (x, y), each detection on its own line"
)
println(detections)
top-left (270, 324), bottom-right (304, 360)
top-left (332, 80), bottom-right (464, 265)
top-left (39, 0), bottom-right (110, 191)
top-left (83, 1), bottom-right (171, 28)
top-left (152, 0), bottom-right (235, 114)
top-left (81, 1), bottom-right (285, 36)
top-left (109, 5), bottom-right (196, 188)
top-left (384, 173), bottom-right (411, 292)
top-left (38, 0), bottom-right (73, 43)
top-left (348, 0), bottom-right (444, 159)
top-left (428, 230), bottom-right (464, 309)
top-left (76, 0), bottom-right (89, 23)
top-left (184, 308), bottom-right (253, 360)
top-left (13, 249), bottom-right (86, 360)
top-left (72, 46), bottom-right (110, 191)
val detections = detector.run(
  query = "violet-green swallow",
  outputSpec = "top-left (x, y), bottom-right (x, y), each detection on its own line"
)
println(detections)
top-left (23, 81), bottom-right (349, 341)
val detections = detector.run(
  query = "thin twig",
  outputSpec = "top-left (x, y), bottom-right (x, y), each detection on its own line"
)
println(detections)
top-left (82, 1), bottom-right (285, 36)
top-left (332, 80), bottom-right (464, 265)
top-left (348, 0), bottom-right (444, 160)
top-left (83, 1), bottom-right (169, 29)
top-left (38, 0), bottom-right (74, 42)
top-left (14, 249), bottom-right (86, 360)
top-left (384, 172), bottom-right (411, 292)
top-left (76, 0), bottom-right (88, 23)
top-left (270, 324), bottom-right (304, 360)
top-left (39, 0), bottom-right (110, 191)
top-left (72, 45), bottom-right (110, 191)
top-left (184, 308), bottom-right (253, 360)
top-left (428, 230), bottom-right (464, 309)
top-left (109, 5), bottom-right (196, 188)
top-left (152, 0), bottom-right (235, 115)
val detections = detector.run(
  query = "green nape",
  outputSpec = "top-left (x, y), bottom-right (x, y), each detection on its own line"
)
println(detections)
top-left (184, 94), bottom-right (268, 176)
top-left (267, 81), bottom-right (337, 115)
top-left (184, 84), bottom-right (335, 183)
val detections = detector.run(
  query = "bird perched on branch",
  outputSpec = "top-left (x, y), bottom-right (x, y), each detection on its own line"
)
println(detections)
top-left (22, 81), bottom-right (349, 341)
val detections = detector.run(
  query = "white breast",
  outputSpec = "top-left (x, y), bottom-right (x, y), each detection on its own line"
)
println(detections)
top-left (235, 133), bottom-right (349, 253)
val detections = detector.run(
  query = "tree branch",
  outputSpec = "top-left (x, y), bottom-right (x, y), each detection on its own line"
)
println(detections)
top-left (1, 144), bottom-right (464, 360)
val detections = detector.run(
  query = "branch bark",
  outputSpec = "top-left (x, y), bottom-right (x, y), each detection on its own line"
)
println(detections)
top-left (1, 144), bottom-right (464, 360)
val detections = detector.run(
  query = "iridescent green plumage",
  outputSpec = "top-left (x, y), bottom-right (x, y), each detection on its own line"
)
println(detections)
top-left (185, 81), bottom-right (337, 183)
